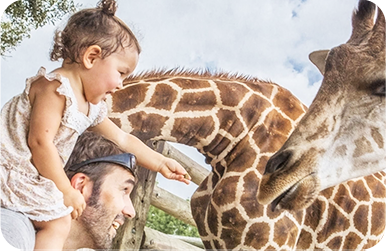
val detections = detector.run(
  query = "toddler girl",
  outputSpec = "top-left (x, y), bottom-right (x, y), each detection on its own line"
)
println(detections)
top-left (0, 0), bottom-right (190, 250)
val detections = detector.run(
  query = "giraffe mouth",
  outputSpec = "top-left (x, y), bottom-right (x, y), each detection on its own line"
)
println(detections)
top-left (270, 172), bottom-right (319, 212)
top-left (270, 184), bottom-right (295, 211)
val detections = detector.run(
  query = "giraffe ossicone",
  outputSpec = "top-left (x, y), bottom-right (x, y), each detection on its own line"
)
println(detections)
top-left (257, 0), bottom-right (385, 212)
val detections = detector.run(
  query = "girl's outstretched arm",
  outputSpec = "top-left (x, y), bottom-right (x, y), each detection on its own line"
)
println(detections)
top-left (28, 77), bottom-right (85, 219)
top-left (89, 117), bottom-right (191, 184)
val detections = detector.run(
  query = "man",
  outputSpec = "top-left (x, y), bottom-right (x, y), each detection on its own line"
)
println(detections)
top-left (1, 131), bottom-right (137, 250)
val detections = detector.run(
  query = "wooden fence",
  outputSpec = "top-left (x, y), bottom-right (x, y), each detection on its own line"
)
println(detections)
top-left (113, 141), bottom-right (210, 250)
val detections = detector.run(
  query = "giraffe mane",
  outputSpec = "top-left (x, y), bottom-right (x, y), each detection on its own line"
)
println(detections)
top-left (123, 67), bottom-right (274, 86)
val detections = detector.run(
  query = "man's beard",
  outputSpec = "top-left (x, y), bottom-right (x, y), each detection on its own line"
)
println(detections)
top-left (79, 198), bottom-right (118, 250)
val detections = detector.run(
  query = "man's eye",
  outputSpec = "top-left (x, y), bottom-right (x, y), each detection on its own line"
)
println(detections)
top-left (123, 187), bottom-right (132, 193)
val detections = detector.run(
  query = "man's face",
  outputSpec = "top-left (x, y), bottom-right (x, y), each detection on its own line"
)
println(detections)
top-left (79, 165), bottom-right (136, 250)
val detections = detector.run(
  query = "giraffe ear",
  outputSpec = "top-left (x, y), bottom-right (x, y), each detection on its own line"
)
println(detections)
top-left (309, 50), bottom-right (329, 75)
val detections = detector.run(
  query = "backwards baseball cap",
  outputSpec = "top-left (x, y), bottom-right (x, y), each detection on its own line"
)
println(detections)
top-left (67, 153), bottom-right (136, 176)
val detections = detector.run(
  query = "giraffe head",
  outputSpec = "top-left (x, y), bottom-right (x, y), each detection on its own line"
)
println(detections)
top-left (257, 0), bottom-right (385, 211)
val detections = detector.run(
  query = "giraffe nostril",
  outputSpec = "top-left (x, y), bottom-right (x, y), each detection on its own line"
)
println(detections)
top-left (264, 151), bottom-right (292, 175)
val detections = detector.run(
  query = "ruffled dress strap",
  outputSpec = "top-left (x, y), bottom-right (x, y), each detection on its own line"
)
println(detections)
top-left (24, 67), bottom-right (108, 134)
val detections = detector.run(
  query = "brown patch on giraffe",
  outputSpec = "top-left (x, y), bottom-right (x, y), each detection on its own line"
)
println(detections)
top-left (244, 81), bottom-right (274, 98)
top-left (265, 109), bottom-right (293, 135)
top-left (226, 143), bottom-right (257, 173)
top-left (220, 208), bottom-right (247, 249)
top-left (319, 187), bottom-right (335, 200)
top-left (333, 186), bottom-right (357, 214)
top-left (364, 175), bottom-right (386, 198)
top-left (306, 120), bottom-right (330, 141)
top-left (127, 112), bottom-right (168, 140)
top-left (304, 198), bottom-right (326, 231)
top-left (327, 236), bottom-right (343, 250)
top-left (353, 205), bottom-right (369, 236)
top-left (252, 121), bottom-right (287, 153)
top-left (371, 202), bottom-right (386, 236)
top-left (169, 78), bottom-right (211, 89)
top-left (195, 175), bottom-right (208, 192)
top-left (240, 94), bottom-right (271, 128)
top-left (244, 222), bottom-right (270, 249)
top-left (240, 171), bottom-right (264, 219)
top-left (211, 172), bottom-right (219, 188)
top-left (171, 117), bottom-right (215, 146)
top-left (373, 171), bottom-right (386, 180)
top-left (212, 176), bottom-right (239, 206)
top-left (215, 81), bottom-right (249, 107)
top-left (317, 206), bottom-right (350, 243)
top-left (213, 239), bottom-right (222, 250)
top-left (112, 84), bottom-right (149, 112)
top-left (175, 91), bottom-right (217, 112)
top-left (273, 216), bottom-right (299, 247)
top-left (214, 162), bottom-right (225, 178)
top-left (203, 134), bottom-right (232, 156)
top-left (296, 230), bottom-right (313, 249)
top-left (342, 232), bottom-right (361, 249)
top-left (202, 241), bottom-right (211, 249)
top-left (334, 145), bottom-right (348, 157)
top-left (272, 88), bottom-right (305, 121)
top-left (348, 179), bottom-right (371, 202)
top-left (363, 239), bottom-right (381, 250)
top-left (109, 117), bottom-right (121, 128)
top-left (145, 84), bottom-right (177, 110)
top-left (353, 136), bottom-right (373, 157)
top-left (208, 203), bottom-right (219, 236)
top-left (256, 155), bottom-right (269, 175)
top-left (265, 246), bottom-right (277, 250)
top-left (371, 127), bottom-right (384, 149)
top-left (217, 109), bottom-right (245, 137)
top-left (190, 194), bottom-right (210, 236)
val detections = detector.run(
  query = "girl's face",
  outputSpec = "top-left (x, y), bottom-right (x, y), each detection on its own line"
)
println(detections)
top-left (83, 45), bottom-right (139, 105)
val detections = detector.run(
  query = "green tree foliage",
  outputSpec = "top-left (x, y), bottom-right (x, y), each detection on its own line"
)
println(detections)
top-left (146, 205), bottom-right (200, 237)
top-left (1, 0), bottom-right (76, 56)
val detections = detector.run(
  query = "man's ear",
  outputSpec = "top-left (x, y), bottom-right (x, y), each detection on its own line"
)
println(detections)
top-left (70, 173), bottom-right (93, 201)
top-left (82, 45), bottom-right (102, 69)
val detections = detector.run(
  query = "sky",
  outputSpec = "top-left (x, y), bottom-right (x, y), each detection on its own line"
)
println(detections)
top-left (1, 0), bottom-right (386, 249)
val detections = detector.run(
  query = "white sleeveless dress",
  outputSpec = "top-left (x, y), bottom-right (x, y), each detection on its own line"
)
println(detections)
top-left (0, 67), bottom-right (107, 221)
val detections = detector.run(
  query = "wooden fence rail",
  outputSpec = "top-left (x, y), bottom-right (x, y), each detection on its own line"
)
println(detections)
top-left (114, 141), bottom-right (209, 250)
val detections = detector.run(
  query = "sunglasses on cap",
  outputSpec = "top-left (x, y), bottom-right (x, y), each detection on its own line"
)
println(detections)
top-left (67, 153), bottom-right (136, 176)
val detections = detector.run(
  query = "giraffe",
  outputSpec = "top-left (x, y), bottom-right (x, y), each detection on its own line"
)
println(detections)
top-left (257, 0), bottom-right (386, 213)
top-left (107, 66), bottom-right (386, 250)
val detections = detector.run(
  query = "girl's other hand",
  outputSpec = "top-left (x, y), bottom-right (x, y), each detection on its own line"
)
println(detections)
top-left (63, 187), bottom-right (86, 219)
top-left (158, 158), bottom-right (191, 185)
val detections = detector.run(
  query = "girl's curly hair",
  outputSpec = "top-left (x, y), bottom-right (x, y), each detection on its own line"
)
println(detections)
top-left (50, 0), bottom-right (141, 63)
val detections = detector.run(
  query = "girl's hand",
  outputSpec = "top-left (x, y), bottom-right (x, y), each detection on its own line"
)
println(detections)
top-left (63, 187), bottom-right (86, 219)
top-left (158, 158), bottom-right (191, 185)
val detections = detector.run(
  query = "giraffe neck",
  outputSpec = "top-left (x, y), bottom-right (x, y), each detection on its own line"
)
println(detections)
top-left (107, 71), bottom-right (305, 177)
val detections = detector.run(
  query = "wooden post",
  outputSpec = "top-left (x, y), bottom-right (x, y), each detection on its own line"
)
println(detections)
top-left (151, 185), bottom-right (196, 226)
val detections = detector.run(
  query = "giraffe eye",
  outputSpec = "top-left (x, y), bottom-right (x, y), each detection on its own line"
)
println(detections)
top-left (371, 79), bottom-right (385, 96)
